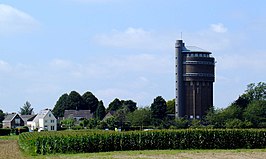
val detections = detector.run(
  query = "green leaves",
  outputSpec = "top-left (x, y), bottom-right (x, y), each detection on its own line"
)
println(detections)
top-left (19, 129), bottom-right (266, 155)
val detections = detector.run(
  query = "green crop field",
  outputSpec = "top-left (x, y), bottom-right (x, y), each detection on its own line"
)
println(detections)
top-left (18, 129), bottom-right (266, 155)
top-left (1, 133), bottom-right (266, 159)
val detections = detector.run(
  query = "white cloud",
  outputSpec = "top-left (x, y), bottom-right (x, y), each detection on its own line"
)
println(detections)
top-left (0, 60), bottom-right (12, 72)
top-left (216, 52), bottom-right (266, 71)
top-left (94, 27), bottom-right (171, 50)
top-left (210, 23), bottom-right (228, 33)
top-left (0, 4), bottom-right (38, 35)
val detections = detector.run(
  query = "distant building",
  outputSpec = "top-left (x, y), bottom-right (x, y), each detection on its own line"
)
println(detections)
top-left (2, 113), bottom-right (24, 128)
top-left (64, 110), bottom-right (93, 120)
top-left (20, 114), bottom-right (37, 127)
top-left (29, 109), bottom-right (57, 131)
top-left (175, 40), bottom-right (215, 119)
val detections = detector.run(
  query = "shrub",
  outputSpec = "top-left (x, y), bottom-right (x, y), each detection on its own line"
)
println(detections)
top-left (0, 128), bottom-right (11, 136)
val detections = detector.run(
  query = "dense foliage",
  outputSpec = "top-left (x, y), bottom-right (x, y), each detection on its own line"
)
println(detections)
top-left (52, 91), bottom-right (104, 118)
top-left (0, 109), bottom-right (5, 123)
top-left (0, 128), bottom-right (11, 136)
top-left (19, 101), bottom-right (34, 115)
top-left (19, 129), bottom-right (266, 155)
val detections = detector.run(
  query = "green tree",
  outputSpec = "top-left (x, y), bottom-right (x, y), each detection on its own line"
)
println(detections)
top-left (66, 91), bottom-right (85, 110)
top-left (166, 99), bottom-right (175, 114)
top-left (232, 96), bottom-right (250, 109)
top-left (107, 98), bottom-right (123, 112)
top-left (170, 118), bottom-right (189, 129)
top-left (243, 100), bottom-right (266, 127)
top-left (0, 109), bottom-right (5, 123)
top-left (150, 96), bottom-right (167, 126)
top-left (241, 82), bottom-right (266, 102)
top-left (82, 91), bottom-right (99, 112)
top-left (127, 107), bottom-right (151, 129)
top-left (60, 118), bottom-right (75, 129)
top-left (53, 93), bottom-right (69, 117)
top-left (122, 100), bottom-right (137, 112)
top-left (114, 109), bottom-right (127, 129)
top-left (205, 105), bottom-right (242, 128)
top-left (19, 101), bottom-right (34, 115)
top-left (95, 100), bottom-right (106, 120)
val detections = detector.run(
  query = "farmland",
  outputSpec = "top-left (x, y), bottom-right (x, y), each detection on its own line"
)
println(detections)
top-left (1, 134), bottom-right (266, 159)
top-left (19, 129), bottom-right (266, 155)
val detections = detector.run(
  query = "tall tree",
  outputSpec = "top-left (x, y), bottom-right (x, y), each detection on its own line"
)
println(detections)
top-left (150, 96), bottom-right (167, 120)
top-left (241, 82), bottom-right (266, 102)
top-left (66, 91), bottom-right (85, 110)
top-left (0, 109), bottom-right (5, 123)
top-left (107, 98), bottom-right (123, 112)
top-left (127, 107), bottom-right (151, 129)
top-left (243, 100), bottom-right (266, 127)
top-left (166, 99), bottom-right (175, 114)
top-left (95, 100), bottom-right (106, 120)
top-left (122, 100), bottom-right (137, 113)
top-left (19, 101), bottom-right (34, 115)
top-left (53, 93), bottom-right (69, 117)
top-left (82, 91), bottom-right (99, 112)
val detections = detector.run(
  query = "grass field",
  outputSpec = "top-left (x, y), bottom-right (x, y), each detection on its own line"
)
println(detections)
top-left (1, 135), bottom-right (266, 159)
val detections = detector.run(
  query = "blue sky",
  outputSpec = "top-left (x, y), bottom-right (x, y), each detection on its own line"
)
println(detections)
top-left (0, 0), bottom-right (266, 113)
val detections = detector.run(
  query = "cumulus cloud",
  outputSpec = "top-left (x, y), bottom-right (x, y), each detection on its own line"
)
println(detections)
top-left (94, 27), bottom-right (171, 50)
top-left (0, 4), bottom-right (38, 35)
top-left (210, 23), bottom-right (228, 33)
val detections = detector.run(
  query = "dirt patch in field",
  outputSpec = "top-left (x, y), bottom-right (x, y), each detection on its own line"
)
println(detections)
top-left (0, 140), bottom-right (26, 159)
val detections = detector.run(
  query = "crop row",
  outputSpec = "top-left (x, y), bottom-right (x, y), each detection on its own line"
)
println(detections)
top-left (19, 129), bottom-right (266, 155)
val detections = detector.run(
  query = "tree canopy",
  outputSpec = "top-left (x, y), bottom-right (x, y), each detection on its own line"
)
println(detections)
top-left (107, 98), bottom-right (123, 112)
top-left (95, 100), bottom-right (106, 120)
top-left (19, 101), bottom-right (34, 115)
top-left (82, 91), bottom-right (99, 113)
top-left (0, 109), bottom-right (5, 123)
top-left (66, 91), bottom-right (86, 110)
top-left (53, 93), bottom-right (69, 117)
top-left (150, 96), bottom-right (167, 120)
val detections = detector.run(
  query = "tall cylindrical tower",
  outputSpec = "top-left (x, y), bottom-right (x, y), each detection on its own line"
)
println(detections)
top-left (175, 40), bottom-right (215, 119)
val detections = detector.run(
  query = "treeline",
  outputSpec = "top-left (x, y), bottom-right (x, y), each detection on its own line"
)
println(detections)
top-left (53, 82), bottom-right (266, 130)
top-left (205, 82), bottom-right (266, 128)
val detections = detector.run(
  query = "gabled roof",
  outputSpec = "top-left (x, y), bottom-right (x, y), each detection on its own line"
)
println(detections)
top-left (103, 111), bottom-right (115, 121)
top-left (2, 113), bottom-right (22, 122)
top-left (64, 110), bottom-right (92, 119)
top-left (33, 109), bottom-right (51, 122)
top-left (20, 114), bottom-right (37, 122)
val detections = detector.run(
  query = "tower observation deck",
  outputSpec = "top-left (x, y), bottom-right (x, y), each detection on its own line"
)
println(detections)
top-left (175, 40), bottom-right (215, 119)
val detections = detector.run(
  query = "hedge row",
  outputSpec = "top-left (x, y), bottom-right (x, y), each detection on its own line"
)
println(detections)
top-left (19, 129), bottom-right (266, 155)
top-left (0, 128), bottom-right (11, 136)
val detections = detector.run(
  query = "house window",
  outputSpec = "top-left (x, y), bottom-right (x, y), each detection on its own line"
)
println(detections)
top-left (51, 126), bottom-right (55, 130)
top-left (15, 118), bottom-right (20, 124)
top-left (51, 120), bottom-right (54, 123)
top-left (45, 120), bottom-right (47, 123)
top-left (49, 114), bottom-right (51, 117)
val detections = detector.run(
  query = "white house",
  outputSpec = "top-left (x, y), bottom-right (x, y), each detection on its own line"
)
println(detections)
top-left (29, 109), bottom-right (57, 131)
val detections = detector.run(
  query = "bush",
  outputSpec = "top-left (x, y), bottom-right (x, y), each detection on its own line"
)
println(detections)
top-left (19, 129), bottom-right (266, 155)
top-left (0, 128), bottom-right (11, 136)
top-left (15, 127), bottom-right (29, 135)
